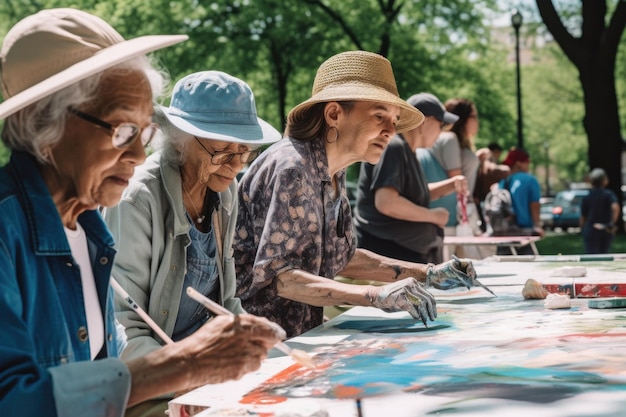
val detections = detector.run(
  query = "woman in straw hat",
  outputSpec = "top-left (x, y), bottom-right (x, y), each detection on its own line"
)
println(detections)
top-left (103, 70), bottom-right (281, 415)
top-left (0, 9), bottom-right (284, 417)
top-left (234, 50), bottom-right (480, 338)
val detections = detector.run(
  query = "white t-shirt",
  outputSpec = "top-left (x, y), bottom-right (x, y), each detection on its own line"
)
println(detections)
top-left (65, 223), bottom-right (104, 359)
top-left (431, 132), bottom-right (480, 194)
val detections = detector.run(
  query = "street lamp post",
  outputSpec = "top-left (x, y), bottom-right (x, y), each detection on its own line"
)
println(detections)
top-left (543, 142), bottom-right (551, 196)
top-left (511, 10), bottom-right (523, 149)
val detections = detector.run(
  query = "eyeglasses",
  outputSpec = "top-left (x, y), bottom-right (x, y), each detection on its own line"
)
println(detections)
top-left (68, 107), bottom-right (157, 149)
top-left (193, 136), bottom-right (260, 165)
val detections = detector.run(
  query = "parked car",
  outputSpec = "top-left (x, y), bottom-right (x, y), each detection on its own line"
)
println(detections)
top-left (539, 196), bottom-right (554, 230)
top-left (552, 189), bottom-right (590, 231)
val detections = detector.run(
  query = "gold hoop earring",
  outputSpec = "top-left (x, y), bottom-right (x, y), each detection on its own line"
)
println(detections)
top-left (326, 126), bottom-right (339, 143)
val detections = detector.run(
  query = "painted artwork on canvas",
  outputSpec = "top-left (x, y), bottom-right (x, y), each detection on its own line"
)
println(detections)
top-left (171, 261), bottom-right (626, 417)
top-left (238, 294), bottom-right (626, 414)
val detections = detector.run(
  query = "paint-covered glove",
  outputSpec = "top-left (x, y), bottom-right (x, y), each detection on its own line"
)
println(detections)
top-left (367, 277), bottom-right (437, 326)
top-left (426, 257), bottom-right (478, 290)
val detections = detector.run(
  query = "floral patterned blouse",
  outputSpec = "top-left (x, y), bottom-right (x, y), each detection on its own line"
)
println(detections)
top-left (234, 137), bottom-right (356, 337)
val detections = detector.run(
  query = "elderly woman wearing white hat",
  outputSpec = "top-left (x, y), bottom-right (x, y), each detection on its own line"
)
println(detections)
top-left (104, 71), bottom-right (282, 411)
top-left (234, 51), bottom-right (480, 338)
top-left (0, 9), bottom-right (284, 417)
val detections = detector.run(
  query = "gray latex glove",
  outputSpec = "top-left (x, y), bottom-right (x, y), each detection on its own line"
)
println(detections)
top-left (426, 256), bottom-right (478, 290)
top-left (367, 277), bottom-right (437, 326)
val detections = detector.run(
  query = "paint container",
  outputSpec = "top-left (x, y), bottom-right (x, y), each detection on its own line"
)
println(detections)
top-left (588, 298), bottom-right (626, 309)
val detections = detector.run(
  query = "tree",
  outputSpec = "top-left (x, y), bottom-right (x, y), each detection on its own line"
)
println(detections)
top-left (0, 0), bottom-right (557, 185)
top-left (536, 0), bottom-right (626, 215)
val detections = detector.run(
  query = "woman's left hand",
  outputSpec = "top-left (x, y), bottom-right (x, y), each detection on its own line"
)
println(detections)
top-left (367, 278), bottom-right (437, 327)
top-left (426, 257), bottom-right (477, 290)
top-left (453, 175), bottom-right (468, 194)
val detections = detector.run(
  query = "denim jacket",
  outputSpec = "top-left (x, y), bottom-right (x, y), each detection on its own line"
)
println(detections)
top-left (0, 152), bottom-right (130, 417)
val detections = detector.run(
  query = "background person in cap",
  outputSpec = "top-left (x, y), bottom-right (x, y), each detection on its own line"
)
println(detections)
top-left (496, 147), bottom-right (544, 255)
top-left (580, 168), bottom-right (620, 254)
top-left (354, 92), bottom-right (466, 265)
top-left (103, 70), bottom-right (282, 416)
top-left (422, 98), bottom-right (483, 259)
top-left (0, 9), bottom-right (284, 417)
top-left (233, 51), bottom-right (481, 338)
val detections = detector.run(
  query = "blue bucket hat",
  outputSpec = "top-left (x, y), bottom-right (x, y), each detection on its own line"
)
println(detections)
top-left (160, 71), bottom-right (282, 145)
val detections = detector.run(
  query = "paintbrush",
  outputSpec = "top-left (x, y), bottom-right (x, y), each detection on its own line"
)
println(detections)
top-left (451, 255), bottom-right (496, 297)
top-left (110, 277), bottom-right (174, 345)
top-left (186, 286), bottom-right (316, 370)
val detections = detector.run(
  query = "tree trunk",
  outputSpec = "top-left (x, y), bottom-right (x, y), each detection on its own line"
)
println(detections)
top-left (580, 58), bottom-right (623, 229)
top-left (537, 0), bottom-right (626, 231)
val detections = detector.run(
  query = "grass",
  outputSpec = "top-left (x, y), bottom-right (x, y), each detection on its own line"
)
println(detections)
top-left (536, 232), bottom-right (626, 255)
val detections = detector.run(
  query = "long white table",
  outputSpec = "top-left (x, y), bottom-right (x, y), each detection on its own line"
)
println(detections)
top-left (444, 234), bottom-right (541, 255)
top-left (170, 258), bottom-right (626, 417)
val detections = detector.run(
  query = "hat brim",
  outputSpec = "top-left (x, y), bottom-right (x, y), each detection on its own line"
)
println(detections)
top-left (0, 34), bottom-right (188, 120)
top-left (160, 105), bottom-right (283, 145)
top-left (441, 111), bottom-right (460, 125)
top-left (288, 82), bottom-right (424, 133)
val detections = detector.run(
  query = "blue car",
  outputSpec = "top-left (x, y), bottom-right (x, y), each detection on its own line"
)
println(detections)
top-left (551, 189), bottom-right (590, 230)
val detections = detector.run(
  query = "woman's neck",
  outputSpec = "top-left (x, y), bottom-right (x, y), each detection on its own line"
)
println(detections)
top-left (39, 163), bottom-right (87, 229)
top-left (324, 141), bottom-right (356, 179)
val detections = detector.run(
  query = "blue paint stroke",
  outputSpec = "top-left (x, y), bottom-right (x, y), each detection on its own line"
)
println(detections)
top-left (334, 319), bottom-right (450, 333)
top-left (251, 335), bottom-right (624, 403)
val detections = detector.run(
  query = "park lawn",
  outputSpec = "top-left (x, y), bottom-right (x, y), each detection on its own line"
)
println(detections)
top-left (536, 233), bottom-right (626, 255)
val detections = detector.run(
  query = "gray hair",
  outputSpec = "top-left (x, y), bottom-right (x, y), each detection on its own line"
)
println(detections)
top-left (589, 168), bottom-right (608, 188)
top-left (1, 56), bottom-right (168, 164)
top-left (149, 106), bottom-right (193, 166)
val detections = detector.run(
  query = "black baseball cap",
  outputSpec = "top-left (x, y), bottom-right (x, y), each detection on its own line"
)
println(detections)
top-left (407, 93), bottom-right (459, 125)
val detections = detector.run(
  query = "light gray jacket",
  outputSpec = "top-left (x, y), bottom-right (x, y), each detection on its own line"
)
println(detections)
top-left (104, 151), bottom-right (243, 361)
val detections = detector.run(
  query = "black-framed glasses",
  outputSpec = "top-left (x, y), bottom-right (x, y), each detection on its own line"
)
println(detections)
top-left (68, 107), bottom-right (157, 149)
top-left (193, 136), bottom-right (260, 165)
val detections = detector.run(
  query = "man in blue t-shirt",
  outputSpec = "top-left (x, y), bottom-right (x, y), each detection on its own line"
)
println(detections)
top-left (496, 148), bottom-right (544, 254)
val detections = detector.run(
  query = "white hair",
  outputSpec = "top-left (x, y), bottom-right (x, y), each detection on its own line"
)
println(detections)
top-left (1, 56), bottom-right (168, 164)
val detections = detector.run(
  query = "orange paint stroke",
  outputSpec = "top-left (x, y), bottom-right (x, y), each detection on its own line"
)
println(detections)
top-left (333, 384), bottom-right (363, 398)
top-left (239, 390), bottom-right (287, 405)
top-left (262, 364), bottom-right (302, 383)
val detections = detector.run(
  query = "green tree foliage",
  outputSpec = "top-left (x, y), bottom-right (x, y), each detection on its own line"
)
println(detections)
top-left (536, 0), bottom-right (626, 205)
top-left (522, 42), bottom-right (587, 192)
top-left (0, 0), bottom-right (623, 197)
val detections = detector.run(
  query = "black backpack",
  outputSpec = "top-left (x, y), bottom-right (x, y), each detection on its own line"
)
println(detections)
top-left (484, 177), bottom-right (521, 235)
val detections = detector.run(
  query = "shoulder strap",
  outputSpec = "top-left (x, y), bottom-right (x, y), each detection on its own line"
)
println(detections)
top-left (212, 210), bottom-right (224, 280)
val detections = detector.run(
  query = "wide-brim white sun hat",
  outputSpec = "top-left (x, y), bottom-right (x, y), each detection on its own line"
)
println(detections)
top-left (0, 8), bottom-right (188, 120)
top-left (287, 50), bottom-right (424, 133)
top-left (160, 71), bottom-right (282, 145)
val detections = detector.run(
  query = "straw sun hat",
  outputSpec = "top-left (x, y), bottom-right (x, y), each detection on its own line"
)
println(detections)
top-left (288, 50), bottom-right (424, 133)
top-left (0, 8), bottom-right (188, 120)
